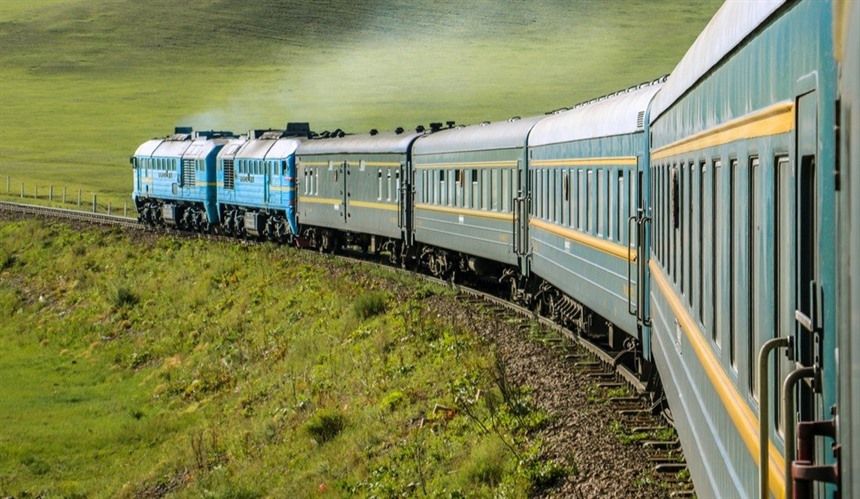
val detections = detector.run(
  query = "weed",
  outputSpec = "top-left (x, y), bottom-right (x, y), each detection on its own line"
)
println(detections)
top-left (108, 284), bottom-right (139, 309)
top-left (609, 419), bottom-right (649, 445)
top-left (378, 390), bottom-right (405, 412)
top-left (21, 455), bottom-right (51, 475)
top-left (304, 409), bottom-right (346, 444)
top-left (353, 290), bottom-right (387, 319)
top-left (0, 249), bottom-right (15, 270)
top-left (460, 438), bottom-right (508, 488)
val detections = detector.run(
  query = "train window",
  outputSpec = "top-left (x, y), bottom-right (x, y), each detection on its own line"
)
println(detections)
top-left (563, 171), bottom-right (570, 202)
top-left (608, 170), bottom-right (615, 240)
top-left (378, 170), bottom-right (383, 200)
top-left (597, 170), bottom-right (604, 236)
top-left (503, 169), bottom-right (511, 212)
top-left (491, 169), bottom-right (499, 211)
top-left (570, 170), bottom-right (577, 228)
top-left (395, 170), bottom-right (401, 203)
top-left (314, 169), bottom-right (320, 195)
top-left (713, 159), bottom-right (723, 347)
top-left (685, 162), bottom-right (693, 304)
top-left (730, 158), bottom-right (739, 371)
top-left (691, 163), bottom-right (700, 318)
top-left (586, 170), bottom-right (593, 233)
top-left (472, 171), bottom-right (479, 209)
top-left (747, 157), bottom-right (760, 395)
top-left (387, 170), bottom-right (393, 202)
top-left (698, 162), bottom-right (705, 318)
top-left (671, 167), bottom-right (680, 230)
top-left (617, 170), bottom-right (624, 243)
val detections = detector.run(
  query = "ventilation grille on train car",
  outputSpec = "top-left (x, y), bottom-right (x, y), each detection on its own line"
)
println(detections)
top-left (636, 111), bottom-right (645, 129)
top-left (224, 159), bottom-right (235, 190)
top-left (182, 159), bottom-right (196, 187)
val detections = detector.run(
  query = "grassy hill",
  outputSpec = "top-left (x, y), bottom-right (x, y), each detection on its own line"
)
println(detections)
top-left (0, 219), bottom-right (569, 497)
top-left (0, 0), bottom-right (722, 207)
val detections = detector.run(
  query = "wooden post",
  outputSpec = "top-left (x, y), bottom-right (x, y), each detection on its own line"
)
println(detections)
top-left (6, 176), bottom-right (9, 194)
top-left (20, 182), bottom-right (24, 198)
top-left (108, 202), bottom-right (112, 215)
top-left (34, 185), bottom-right (38, 199)
top-left (63, 186), bottom-right (67, 204)
top-left (49, 186), bottom-right (53, 202)
top-left (92, 194), bottom-right (97, 213)
top-left (78, 189), bottom-right (82, 207)
top-left (124, 202), bottom-right (128, 217)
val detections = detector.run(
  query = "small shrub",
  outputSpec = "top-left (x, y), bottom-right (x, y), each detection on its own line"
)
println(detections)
top-left (0, 249), bottom-right (14, 270)
top-left (353, 291), bottom-right (387, 319)
top-left (378, 390), bottom-right (405, 412)
top-left (522, 457), bottom-right (568, 492)
top-left (304, 409), bottom-right (345, 444)
top-left (109, 284), bottom-right (139, 308)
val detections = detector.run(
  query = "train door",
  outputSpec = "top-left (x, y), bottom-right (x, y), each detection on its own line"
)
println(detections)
top-left (629, 156), bottom-right (650, 338)
top-left (264, 160), bottom-right (272, 205)
top-left (513, 159), bottom-right (530, 276)
top-left (341, 160), bottom-right (349, 225)
top-left (398, 162), bottom-right (408, 240)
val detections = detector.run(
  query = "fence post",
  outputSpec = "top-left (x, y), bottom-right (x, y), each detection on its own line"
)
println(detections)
top-left (20, 182), bottom-right (24, 198)
top-left (6, 176), bottom-right (9, 194)
top-left (49, 186), bottom-right (53, 202)
top-left (63, 186), bottom-right (67, 204)
top-left (108, 202), bottom-right (112, 215)
top-left (92, 194), bottom-right (97, 213)
top-left (78, 189), bottom-right (82, 207)
top-left (34, 185), bottom-right (38, 199)
top-left (124, 202), bottom-right (128, 217)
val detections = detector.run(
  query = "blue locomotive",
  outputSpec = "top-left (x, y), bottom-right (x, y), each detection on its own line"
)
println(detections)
top-left (132, 128), bottom-right (234, 231)
top-left (131, 0), bottom-right (857, 496)
top-left (215, 123), bottom-right (311, 242)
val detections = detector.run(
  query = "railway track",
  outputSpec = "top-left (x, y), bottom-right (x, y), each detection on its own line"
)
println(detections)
top-left (0, 200), bottom-right (693, 495)
top-left (0, 201), bottom-right (143, 229)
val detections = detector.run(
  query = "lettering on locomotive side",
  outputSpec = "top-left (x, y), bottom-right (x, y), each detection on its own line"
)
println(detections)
top-left (240, 175), bottom-right (254, 183)
top-left (157, 171), bottom-right (173, 179)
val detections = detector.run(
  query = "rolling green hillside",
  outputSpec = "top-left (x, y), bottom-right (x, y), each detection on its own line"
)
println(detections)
top-left (0, 0), bottom-right (723, 205)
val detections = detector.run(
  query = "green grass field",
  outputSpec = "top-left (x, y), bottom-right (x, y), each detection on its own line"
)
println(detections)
top-left (0, 0), bottom-right (723, 208)
top-left (1, 220), bottom-right (572, 496)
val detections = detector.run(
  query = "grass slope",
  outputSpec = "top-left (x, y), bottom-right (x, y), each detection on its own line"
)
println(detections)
top-left (0, 0), bottom-right (722, 207)
top-left (0, 220), bottom-right (563, 497)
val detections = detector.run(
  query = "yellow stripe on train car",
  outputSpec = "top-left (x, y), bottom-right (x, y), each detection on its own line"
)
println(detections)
top-left (650, 260), bottom-right (786, 499)
top-left (652, 101), bottom-right (794, 160)
top-left (530, 156), bottom-right (638, 167)
top-left (414, 203), bottom-right (514, 222)
top-left (529, 218), bottom-right (636, 262)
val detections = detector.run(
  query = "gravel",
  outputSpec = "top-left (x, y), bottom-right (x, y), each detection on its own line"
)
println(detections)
top-left (428, 294), bottom-right (677, 499)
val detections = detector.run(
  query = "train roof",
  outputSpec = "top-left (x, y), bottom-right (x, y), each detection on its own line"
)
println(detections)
top-left (413, 116), bottom-right (545, 156)
top-left (649, 0), bottom-right (787, 120)
top-left (528, 82), bottom-right (663, 147)
top-left (232, 137), bottom-right (304, 160)
top-left (297, 131), bottom-right (424, 156)
top-left (133, 131), bottom-right (232, 158)
top-left (133, 139), bottom-right (166, 157)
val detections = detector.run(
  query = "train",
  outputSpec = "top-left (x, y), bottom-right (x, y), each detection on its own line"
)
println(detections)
top-left (131, 0), bottom-right (858, 497)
